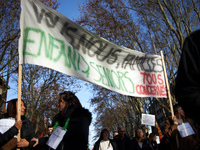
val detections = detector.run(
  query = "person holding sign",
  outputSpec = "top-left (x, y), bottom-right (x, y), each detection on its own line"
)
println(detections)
top-left (164, 104), bottom-right (199, 150)
top-left (0, 98), bottom-right (37, 150)
top-left (32, 91), bottom-right (92, 150)
top-left (0, 119), bottom-right (22, 149)
top-left (93, 129), bottom-right (117, 150)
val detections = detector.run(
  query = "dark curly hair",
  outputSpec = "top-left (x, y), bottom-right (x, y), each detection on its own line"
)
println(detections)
top-left (59, 91), bottom-right (82, 116)
top-left (173, 104), bottom-right (182, 114)
top-left (149, 132), bottom-right (156, 142)
top-left (95, 129), bottom-right (110, 143)
top-left (135, 128), bottom-right (146, 142)
top-left (7, 98), bottom-right (26, 118)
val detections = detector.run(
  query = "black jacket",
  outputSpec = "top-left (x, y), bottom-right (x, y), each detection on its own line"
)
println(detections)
top-left (0, 114), bottom-right (37, 150)
top-left (36, 106), bottom-right (92, 150)
top-left (114, 135), bottom-right (131, 150)
top-left (93, 139), bottom-right (117, 150)
top-left (130, 137), bottom-right (150, 150)
top-left (175, 30), bottom-right (200, 125)
top-left (149, 141), bottom-right (157, 150)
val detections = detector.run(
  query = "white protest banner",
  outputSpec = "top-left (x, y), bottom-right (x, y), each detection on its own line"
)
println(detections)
top-left (141, 114), bottom-right (155, 126)
top-left (19, 0), bottom-right (167, 98)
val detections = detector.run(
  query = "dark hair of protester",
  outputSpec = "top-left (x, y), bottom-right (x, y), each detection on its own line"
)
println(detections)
top-left (149, 133), bottom-right (156, 142)
top-left (7, 98), bottom-right (26, 118)
top-left (118, 125), bottom-right (125, 130)
top-left (59, 91), bottom-right (82, 116)
top-left (135, 128), bottom-right (146, 142)
top-left (99, 129), bottom-right (110, 141)
top-left (149, 133), bottom-right (158, 150)
top-left (173, 104), bottom-right (182, 114)
top-left (48, 124), bottom-right (52, 128)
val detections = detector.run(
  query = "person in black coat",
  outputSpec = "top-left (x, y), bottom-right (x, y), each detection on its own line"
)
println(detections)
top-left (33, 91), bottom-right (92, 150)
top-left (93, 129), bottom-right (117, 150)
top-left (175, 30), bottom-right (200, 126)
top-left (149, 133), bottom-right (158, 150)
top-left (158, 135), bottom-right (171, 150)
top-left (0, 98), bottom-right (37, 150)
top-left (114, 126), bottom-right (131, 150)
top-left (131, 128), bottom-right (150, 150)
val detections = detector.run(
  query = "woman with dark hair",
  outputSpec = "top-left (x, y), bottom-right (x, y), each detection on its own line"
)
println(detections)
top-left (0, 98), bottom-right (37, 149)
top-left (149, 133), bottom-right (158, 150)
top-left (131, 128), bottom-right (150, 150)
top-left (33, 91), bottom-right (92, 150)
top-left (93, 129), bottom-right (117, 150)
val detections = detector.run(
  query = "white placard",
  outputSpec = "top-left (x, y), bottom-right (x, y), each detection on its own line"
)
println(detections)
top-left (156, 136), bottom-right (160, 144)
top-left (178, 122), bottom-right (195, 138)
top-left (141, 114), bottom-right (155, 126)
top-left (46, 126), bottom-right (67, 149)
top-left (0, 118), bottom-right (16, 134)
top-left (107, 146), bottom-right (113, 150)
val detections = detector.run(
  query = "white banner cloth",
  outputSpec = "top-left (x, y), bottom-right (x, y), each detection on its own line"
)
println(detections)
top-left (19, 0), bottom-right (167, 98)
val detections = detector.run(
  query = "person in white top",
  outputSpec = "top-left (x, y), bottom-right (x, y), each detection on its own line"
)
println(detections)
top-left (93, 129), bottom-right (117, 150)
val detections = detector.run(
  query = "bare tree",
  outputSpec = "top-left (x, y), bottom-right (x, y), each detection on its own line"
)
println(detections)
top-left (0, 0), bottom-right (81, 136)
top-left (90, 84), bottom-right (149, 140)
top-left (0, 0), bottom-right (20, 112)
top-left (76, 0), bottom-right (200, 136)
top-left (0, 0), bottom-right (60, 111)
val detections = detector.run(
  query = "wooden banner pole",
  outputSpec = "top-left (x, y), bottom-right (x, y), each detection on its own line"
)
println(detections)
top-left (160, 51), bottom-right (174, 117)
top-left (17, 64), bottom-right (22, 149)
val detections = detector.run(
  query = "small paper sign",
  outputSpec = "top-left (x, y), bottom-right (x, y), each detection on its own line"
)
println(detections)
top-left (141, 114), bottom-right (155, 126)
top-left (178, 122), bottom-right (195, 138)
top-left (46, 126), bottom-right (67, 149)
top-left (0, 118), bottom-right (15, 134)
top-left (156, 136), bottom-right (160, 144)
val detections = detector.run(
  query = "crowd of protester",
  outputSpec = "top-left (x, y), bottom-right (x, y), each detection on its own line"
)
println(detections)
top-left (1, 92), bottom-right (200, 150)
top-left (91, 104), bottom-right (200, 150)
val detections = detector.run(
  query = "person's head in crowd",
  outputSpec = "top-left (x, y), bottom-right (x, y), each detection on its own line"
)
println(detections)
top-left (7, 98), bottom-right (26, 118)
top-left (48, 125), bottom-right (53, 135)
top-left (173, 104), bottom-right (185, 119)
top-left (59, 91), bottom-right (82, 116)
top-left (149, 133), bottom-right (157, 142)
top-left (118, 126), bottom-right (125, 139)
top-left (113, 131), bottom-right (118, 138)
top-left (99, 129), bottom-right (110, 141)
top-left (135, 128), bottom-right (146, 142)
